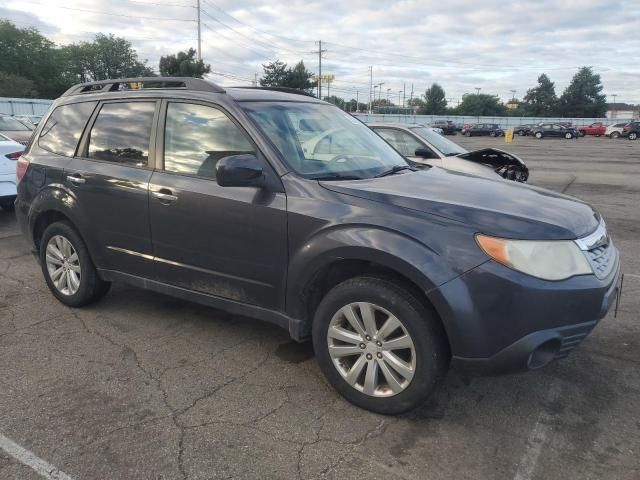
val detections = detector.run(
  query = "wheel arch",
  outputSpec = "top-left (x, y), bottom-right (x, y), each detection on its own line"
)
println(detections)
top-left (286, 227), bottom-right (456, 349)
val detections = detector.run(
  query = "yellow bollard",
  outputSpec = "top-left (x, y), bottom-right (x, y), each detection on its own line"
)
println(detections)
top-left (505, 128), bottom-right (514, 144)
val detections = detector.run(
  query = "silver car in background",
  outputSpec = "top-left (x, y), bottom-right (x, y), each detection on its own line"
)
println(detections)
top-left (368, 122), bottom-right (529, 183)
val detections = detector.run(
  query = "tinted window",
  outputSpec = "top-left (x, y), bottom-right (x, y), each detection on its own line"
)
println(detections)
top-left (38, 102), bottom-right (97, 157)
top-left (164, 103), bottom-right (254, 179)
top-left (87, 102), bottom-right (156, 167)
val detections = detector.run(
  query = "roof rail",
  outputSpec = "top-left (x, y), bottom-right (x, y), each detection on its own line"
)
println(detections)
top-left (232, 86), bottom-right (317, 98)
top-left (61, 77), bottom-right (226, 97)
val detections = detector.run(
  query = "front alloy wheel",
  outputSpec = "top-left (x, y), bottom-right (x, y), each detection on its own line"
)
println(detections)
top-left (313, 276), bottom-right (448, 414)
top-left (46, 235), bottom-right (81, 296)
top-left (327, 302), bottom-right (416, 397)
top-left (535, 132), bottom-right (543, 139)
top-left (630, 132), bottom-right (638, 140)
top-left (565, 132), bottom-right (573, 139)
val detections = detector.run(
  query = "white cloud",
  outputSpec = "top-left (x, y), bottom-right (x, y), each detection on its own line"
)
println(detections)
top-left (3, 0), bottom-right (639, 103)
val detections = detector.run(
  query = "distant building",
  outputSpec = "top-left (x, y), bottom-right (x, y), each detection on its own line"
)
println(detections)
top-left (606, 103), bottom-right (639, 120)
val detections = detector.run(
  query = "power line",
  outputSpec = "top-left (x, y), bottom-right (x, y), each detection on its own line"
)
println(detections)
top-left (14, 1), bottom-right (196, 22)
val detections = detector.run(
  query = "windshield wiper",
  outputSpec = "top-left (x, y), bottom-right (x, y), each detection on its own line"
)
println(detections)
top-left (374, 165), bottom-right (416, 178)
top-left (313, 174), bottom-right (363, 181)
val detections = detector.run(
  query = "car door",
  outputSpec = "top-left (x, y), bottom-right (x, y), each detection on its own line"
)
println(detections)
top-left (148, 100), bottom-right (287, 310)
top-left (374, 128), bottom-right (442, 167)
top-left (66, 99), bottom-right (158, 277)
top-left (551, 124), bottom-right (563, 137)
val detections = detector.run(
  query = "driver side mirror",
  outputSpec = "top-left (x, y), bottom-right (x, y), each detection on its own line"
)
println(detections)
top-left (216, 154), bottom-right (264, 187)
top-left (414, 147), bottom-right (435, 159)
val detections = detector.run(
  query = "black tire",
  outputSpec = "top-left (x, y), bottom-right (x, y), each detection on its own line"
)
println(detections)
top-left (565, 132), bottom-right (573, 139)
top-left (535, 131), bottom-right (543, 139)
top-left (611, 131), bottom-right (620, 139)
top-left (489, 131), bottom-right (496, 137)
top-left (465, 131), bottom-right (471, 137)
top-left (312, 276), bottom-right (449, 415)
top-left (40, 221), bottom-right (111, 307)
top-left (629, 132), bottom-right (638, 141)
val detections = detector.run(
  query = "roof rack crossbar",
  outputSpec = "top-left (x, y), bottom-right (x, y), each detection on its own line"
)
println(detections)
top-left (61, 77), bottom-right (226, 97)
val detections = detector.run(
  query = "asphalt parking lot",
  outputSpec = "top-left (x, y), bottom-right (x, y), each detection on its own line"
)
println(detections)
top-left (1, 136), bottom-right (638, 480)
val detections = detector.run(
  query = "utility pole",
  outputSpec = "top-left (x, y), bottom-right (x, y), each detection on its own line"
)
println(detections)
top-left (386, 88), bottom-right (391, 103)
top-left (196, 0), bottom-right (201, 61)
top-left (377, 82), bottom-right (384, 102)
top-left (611, 94), bottom-right (617, 118)
top-left (403, 83), bottom-right (406, 109)
top-left (398, 90), bottom-right (402, 108)
top-left (409, 83), bottom-right (414, 110)
top-left (475, 87), bottom-right (481, 95)
top-left (368, 66), bottom-right (373, 114)
top-left (316, 41), bottom-right (327, 98)
top-left (356, 90), bottom-right (359, 112)
top-left (253, 73), bottom-right (258, 87)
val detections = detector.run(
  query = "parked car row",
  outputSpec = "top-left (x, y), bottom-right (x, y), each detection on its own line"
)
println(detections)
top-left (511, 120), bottom-right (637, 140)
top-left (0, 114), bottom-right (35, 145)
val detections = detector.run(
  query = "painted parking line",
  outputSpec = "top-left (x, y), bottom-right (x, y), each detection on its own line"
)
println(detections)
top-left (0, 433), bottom-right (74, 480)
top-left (512, 383), bottom-right (561, 480)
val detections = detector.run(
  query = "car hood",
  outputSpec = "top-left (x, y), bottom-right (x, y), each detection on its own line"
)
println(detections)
top-left (456, 148), bottom-right (528, 183)
top-left (320, 168), bottom-right (600, 240)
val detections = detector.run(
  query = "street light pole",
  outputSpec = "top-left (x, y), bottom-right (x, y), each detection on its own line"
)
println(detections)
top-left (475, 87), bottom-right (481, 95)
top-left (611, 94), bottom-right (617, 118)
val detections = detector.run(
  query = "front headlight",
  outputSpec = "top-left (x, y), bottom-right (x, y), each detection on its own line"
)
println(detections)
top-left (476, 234), bottom-right (592, 281)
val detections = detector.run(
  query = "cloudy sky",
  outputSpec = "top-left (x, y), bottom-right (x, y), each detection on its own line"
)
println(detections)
top-left (3, 0), bottom-right (639, 104)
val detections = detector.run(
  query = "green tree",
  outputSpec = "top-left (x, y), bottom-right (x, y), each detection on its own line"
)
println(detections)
top-left (421, 83), bottom-right (447, 114)
top-left (283, 61), bottom-right (314, 92)
top-left (324, 96), bottom-right (346, 109)
top-left (521, 74), bottom-right (558, 116)
top-left (159, 48), bottom-right (210, 78)
top-left (259, 60), bottom-right (289, 88)
top-left (0, 72), bottom-right (38, 97)
top-left (0, 20), bottom-right (68, 98)
top-left (407, 97), bottom-right (425, 112)
top-left (558, 67), bottom-right (607, 117)
top-left (63, 34), bottom-right (154, 83)
top-left (453, 93), bottom-right (507, 116)
top-left (260, 60), bottom-right (315, 92)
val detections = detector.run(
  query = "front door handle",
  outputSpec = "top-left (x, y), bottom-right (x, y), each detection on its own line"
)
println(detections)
top-left (152, 190), bottom-right (178, 203)
top-left (67, 174), bottom-right (86, 185)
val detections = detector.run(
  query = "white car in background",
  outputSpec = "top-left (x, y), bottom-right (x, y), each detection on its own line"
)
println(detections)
top-left (605, 122), bottom-right (628, 139)
top-left (0, 133), bottom-right (23, 211)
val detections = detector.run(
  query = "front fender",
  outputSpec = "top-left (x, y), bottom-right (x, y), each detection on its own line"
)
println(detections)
top-left (285, 225), bottom-right (461, 321)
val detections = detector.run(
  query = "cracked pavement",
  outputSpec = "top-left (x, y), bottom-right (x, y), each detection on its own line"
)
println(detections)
top-left (1, 136), bottom-right (639, 479)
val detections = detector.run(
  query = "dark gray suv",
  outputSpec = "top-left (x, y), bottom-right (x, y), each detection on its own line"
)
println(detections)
top-left (16, 78), bottom-right (621, 414)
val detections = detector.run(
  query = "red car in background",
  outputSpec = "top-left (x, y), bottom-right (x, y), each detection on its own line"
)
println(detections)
top-left (578, 122), bottom-right (607, 137)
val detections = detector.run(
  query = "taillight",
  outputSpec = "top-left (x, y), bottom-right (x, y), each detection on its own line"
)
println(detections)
top-left (16, 156), bottom-right (30, 183)
top-left (5, 151), bottom-right (23, 160)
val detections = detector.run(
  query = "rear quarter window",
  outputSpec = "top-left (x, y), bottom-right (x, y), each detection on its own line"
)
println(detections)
top-left (39, 102), bottom-right (97, 157)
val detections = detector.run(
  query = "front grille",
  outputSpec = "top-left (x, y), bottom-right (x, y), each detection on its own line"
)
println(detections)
top-left (585, 243), bottom-right (616, 279)
top-left (554, 323), bottom-right (596, 359)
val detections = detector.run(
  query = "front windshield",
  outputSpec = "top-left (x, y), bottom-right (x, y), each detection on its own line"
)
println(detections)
top-left (243, 102), bottom-right (408, 179)
top-left (0, 116), bottom-right (31, 131)
top-left (410, 126), bottom-right (467, 156)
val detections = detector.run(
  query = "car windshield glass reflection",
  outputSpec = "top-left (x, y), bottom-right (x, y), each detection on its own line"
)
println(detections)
top-left (410, 127), bottom-right (467, 156)
top-left (243, 102), bottom-right (408, 180)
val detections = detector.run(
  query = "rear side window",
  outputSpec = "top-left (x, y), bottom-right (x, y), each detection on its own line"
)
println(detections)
top-left (163, 102), bottom-right (254, 179)
top-left (38, 102), bottom-right (97, 157)
top-left (87, 102), bottom-right (156, 167)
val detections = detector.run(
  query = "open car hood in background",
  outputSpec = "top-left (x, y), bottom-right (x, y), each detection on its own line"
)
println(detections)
top-left (456, 148), bottom-right (529, 183)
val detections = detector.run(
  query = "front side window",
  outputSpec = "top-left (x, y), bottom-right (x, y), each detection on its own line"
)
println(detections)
top-left (87, 102), bottom-right (156, 167)
top-left (39, 102), bottom-right (97, 157)
top-left (164, 103), bottom-right (255, 179)
top-left (376, 129), bottom-right (423, 157)
top-left (243, 102), bottom-right (407, 179)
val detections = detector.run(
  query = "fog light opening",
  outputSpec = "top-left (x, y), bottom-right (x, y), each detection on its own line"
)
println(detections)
top-left (528, 339), bottom-right (561, 370)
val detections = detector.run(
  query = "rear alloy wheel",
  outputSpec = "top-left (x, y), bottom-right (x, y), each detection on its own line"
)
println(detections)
top-left (313, 276), bottom-right (448, 414)
top-left (40, 221), bottom-right (111, 307)
top-left (565, 132), bottom-right (574, 139)
top-left (629, 132), bottom-right (638, 140)
top-left (535, 132), bottom-right (543, 139)
top-left (489, 131), bottom-right (496, 137)
top-left (611, 131), bottom-right (620, 139)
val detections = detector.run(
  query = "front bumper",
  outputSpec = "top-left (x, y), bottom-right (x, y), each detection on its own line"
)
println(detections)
top-left (428, 246), bottom-right (620, 375)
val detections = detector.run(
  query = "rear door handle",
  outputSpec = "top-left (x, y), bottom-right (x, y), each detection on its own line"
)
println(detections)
top-left (67, 175), bottom-right (86, 185)
top-left (152, 190), bottom-right (178, 203)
